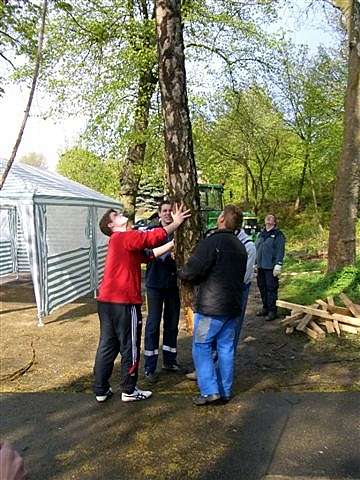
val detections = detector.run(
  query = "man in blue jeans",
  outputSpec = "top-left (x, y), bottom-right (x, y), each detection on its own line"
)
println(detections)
top-left (180, 205), bottom-right (247, 406)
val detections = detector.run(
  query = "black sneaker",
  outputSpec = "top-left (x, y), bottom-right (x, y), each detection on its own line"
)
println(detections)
top-left (265, 311), bottom-right (277, 321)
top-left (95, 388), bottom-right (113, 403)
top-left (145, 371), bottom-right (158, 383)
top-left (193, 394), bottom-right (221, 406)
top-left (162, 363), bottom-right (181, 372)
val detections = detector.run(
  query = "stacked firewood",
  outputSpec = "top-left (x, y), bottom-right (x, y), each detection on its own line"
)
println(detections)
top-left (276, 293), bottom-right (360, 340)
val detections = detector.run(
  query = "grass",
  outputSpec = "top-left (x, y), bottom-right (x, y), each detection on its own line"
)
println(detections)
top-left (280, 257), bottom-right (360, 306)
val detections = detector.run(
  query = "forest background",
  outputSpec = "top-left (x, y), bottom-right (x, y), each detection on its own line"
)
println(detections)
top-left (1, 0), bottom-right (359, 304)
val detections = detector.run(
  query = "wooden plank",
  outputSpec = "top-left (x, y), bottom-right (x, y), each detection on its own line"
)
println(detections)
top-left (315, 299), bottom-right (329, 311)
top-left (327, 305), bottom-right (352, 316)
top-left (280, 312), bottom-right (304, 326)
top-left (296, 314), bottom-right (313, 332)
top-left (304, 326), bottom-right (320, 340)
top-left (309, 320), bottom-right (326, 336)
top-left (339, 293), bottom-right (360, 318)
top-left (327, 296), bottom-right (335, 306)
top-left (325, 320), bottom-right (335, 334)
top-left (332, 313), bottom-right (360, 327)
top-left (333, 318), bottom-right (341, 337)
top-left (277, 301), bottom-right (334, 321)
top-left (338, 323), bottom-right (359, 335)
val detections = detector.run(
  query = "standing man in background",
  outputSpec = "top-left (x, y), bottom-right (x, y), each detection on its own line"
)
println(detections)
top-left (255, 213), bottom-right (285, 321)
top-left (144, 201), bottom-right (181, 382)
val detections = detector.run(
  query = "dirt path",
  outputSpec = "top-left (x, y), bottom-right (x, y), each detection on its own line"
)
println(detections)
top-left (1, 279), bottom-right (359, 394)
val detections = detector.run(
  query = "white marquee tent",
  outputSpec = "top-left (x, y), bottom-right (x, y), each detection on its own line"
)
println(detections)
top-left (0, 159), bottom-right (121, 325)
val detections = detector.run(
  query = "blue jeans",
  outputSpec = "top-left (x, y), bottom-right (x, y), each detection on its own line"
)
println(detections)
top-left (193, 313), bottom-right (237, 398)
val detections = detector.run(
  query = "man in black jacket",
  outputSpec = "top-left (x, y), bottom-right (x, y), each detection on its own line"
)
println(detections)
top-left (180, 205), bottom-right (247, 406)
top-left (144, 201), bottom-right (180, 381)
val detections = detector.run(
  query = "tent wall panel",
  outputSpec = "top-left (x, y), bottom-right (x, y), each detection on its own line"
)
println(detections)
top-left (0, 208), bottom-right (17, 276)
top-left (0, 241), bottom-right (14, 275)
top-left (17, 215), bottom-right (30, 273)
top-left (47, 247), bottom-right (92, 313)
top-left (96, 244), bottom-right (107, 284)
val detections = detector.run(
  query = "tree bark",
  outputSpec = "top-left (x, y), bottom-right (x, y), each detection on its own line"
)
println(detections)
top-left (328, 0), bottom-right (360, 271)
top-left (294, 157), bottom-right (308, 212)
top-left (155, 0), bottom-right (201, 331)
top-left (0, 0), bottom-right (48, 190)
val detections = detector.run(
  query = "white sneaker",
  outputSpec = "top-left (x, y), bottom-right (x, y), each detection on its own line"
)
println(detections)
top-left (95, 387), bottom-right (113, 403)
top-left (121, 386), bottom-right (152, 402)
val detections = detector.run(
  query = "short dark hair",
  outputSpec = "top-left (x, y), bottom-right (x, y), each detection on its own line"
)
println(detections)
top-left (223, 205), bottom-right (243, 230)
top-left (99, 209), bottom-right (116, 237)
top-left (158, 199), bottom-right (172, 211)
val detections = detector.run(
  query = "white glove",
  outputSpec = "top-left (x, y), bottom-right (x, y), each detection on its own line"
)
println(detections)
top-left (273, 264), bottom-right (282, 277)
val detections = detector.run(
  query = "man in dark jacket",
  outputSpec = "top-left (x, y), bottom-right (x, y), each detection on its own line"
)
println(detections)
top-left (144, 201), bottom-right (180, 381)
top-left (180, 205), bottom-right (247, 406)
top-left (255, 213), bottom-right (285, 321)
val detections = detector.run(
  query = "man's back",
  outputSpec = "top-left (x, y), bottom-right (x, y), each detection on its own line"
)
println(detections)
top-left (180, 229), bottom-right (247, 317)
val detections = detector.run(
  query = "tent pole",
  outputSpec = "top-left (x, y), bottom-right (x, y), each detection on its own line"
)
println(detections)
top-left (37, 313), bottom-right (44, 327)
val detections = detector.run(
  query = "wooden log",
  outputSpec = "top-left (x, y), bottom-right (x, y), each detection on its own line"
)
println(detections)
top-left (332, 313), bottom-right (360, 327)
top-left (309, 320), bottom-right (326, 336)
top-left (338, 323), bottom-right (359, 335)
top-left (327, 296), bottom-right (335, 306)
top-left (296, 314), bottom-right (313, 332)
top-left (339, 293), bottom-right (360, 318)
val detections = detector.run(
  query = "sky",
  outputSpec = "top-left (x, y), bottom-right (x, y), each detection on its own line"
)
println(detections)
top-left (0, 1), bottom-right (341, 173)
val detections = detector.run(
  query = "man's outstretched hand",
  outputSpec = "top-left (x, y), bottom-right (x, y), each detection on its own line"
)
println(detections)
top-left (171, 203), bottom-right (191, 226)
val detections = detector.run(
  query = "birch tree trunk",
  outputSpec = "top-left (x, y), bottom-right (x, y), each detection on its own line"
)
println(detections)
top-left (328, 0), bottom-right (360, 271)
top-left (0, 0), bottom-right (48, 190)
top-left (155, 0), bottom-right (201, 331)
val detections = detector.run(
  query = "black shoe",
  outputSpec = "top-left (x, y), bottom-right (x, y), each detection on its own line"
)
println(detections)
top-left (193, 394), bottom-right (221, 406)
top-left (162, 363), bottom-right (181, 372)
top-left (145, 371), bottom-right (158, 383)
top-left (95, 388), bottom-right (113, 403)
top-left (256, 309), bottom-right (268, 317)
top-left (221, 396), bottom-right (231, 404)
top-left (265, 311), bottom-right (277, 321)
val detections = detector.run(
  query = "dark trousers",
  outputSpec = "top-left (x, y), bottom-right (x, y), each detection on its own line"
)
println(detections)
top-left (144, 287), bottom-right (180, 374)
top-left (257, 268), bottom-right (279, 314)
top-left (93, 302), bottom-right (142, 395)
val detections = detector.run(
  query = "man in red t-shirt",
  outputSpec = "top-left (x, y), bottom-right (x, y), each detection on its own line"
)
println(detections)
top-left (93, 203), bottom-right (190, 403)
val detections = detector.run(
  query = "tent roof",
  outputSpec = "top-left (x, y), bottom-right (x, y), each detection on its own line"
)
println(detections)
top-left (0, 159), bottom-right (121, 208)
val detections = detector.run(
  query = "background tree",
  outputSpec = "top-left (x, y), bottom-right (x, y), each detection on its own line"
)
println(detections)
top-left (328, 0), bottom-right (360, 271)
top-left (20, 151), bottom-right (47, 169)
top-left (57, 147), bottom-right (119, 198)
